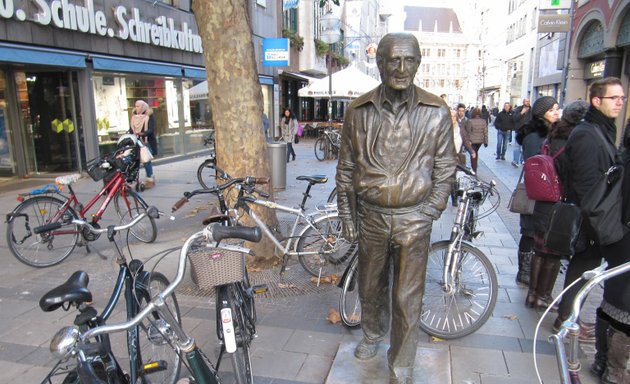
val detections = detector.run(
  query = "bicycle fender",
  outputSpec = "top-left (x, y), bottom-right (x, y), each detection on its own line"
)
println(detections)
top-left (5, 195), bottom-right (74, 223)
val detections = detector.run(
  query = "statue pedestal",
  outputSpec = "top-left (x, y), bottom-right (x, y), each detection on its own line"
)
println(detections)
top-left (325, 341), bottom-right (451, 383)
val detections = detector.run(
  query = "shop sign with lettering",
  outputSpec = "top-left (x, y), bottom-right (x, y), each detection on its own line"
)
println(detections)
top-left (0, 0), bottom-right (203, 53)
top-left (538, 14), bottom-right (571, 33)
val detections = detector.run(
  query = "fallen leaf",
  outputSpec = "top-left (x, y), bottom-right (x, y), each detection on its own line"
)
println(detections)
top-left (327, 308), bottom-right (341, 324)
top-left (502, 314), bottom-right (518, 321)
top-left (430, 336), bottom-right (445, 342)
top-left (309, 274), bottom-right (340, 285)
top-left (277, 282), bottom-right (296, 289)
top-left (247, 266), bottom-right (263, 273)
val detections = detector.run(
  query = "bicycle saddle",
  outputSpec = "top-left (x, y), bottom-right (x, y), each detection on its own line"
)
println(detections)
top-left (39, 271), bottom-right (92, 312)
top-left (296, 175), bottom-right (328, 184)
top-left (55, 174), bottom-right (81, 186)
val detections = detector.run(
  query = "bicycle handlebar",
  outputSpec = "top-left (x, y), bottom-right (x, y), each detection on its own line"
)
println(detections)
top-left (80, 224), bottom-right (259, 342)
top-left (34, 207), bottom-right (160, 235)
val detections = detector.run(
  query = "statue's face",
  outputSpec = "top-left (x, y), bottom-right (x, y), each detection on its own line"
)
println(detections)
top-left (378, 39), bottom-right (420, 91)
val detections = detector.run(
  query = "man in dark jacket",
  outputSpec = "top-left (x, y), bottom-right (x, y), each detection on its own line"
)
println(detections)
top-left (494, 102), bottom-right (514, 160)
top-left (512, 98), bottom-right (532, 166)
top-left (336, 33), bottom-right (456, 384)
top-left (555, 77), bottom-right (625, 381)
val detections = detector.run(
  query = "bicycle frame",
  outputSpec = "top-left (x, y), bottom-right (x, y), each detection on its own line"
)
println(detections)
top-left (238, 197), bottom-right (338, 259)
top-left (35, 171), bottom-right (133, 237)
top-left (550, 262), bottom-right (630, 384)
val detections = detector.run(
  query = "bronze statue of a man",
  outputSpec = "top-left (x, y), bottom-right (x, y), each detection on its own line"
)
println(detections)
top-left (336, 33), bottom-right (457, 383)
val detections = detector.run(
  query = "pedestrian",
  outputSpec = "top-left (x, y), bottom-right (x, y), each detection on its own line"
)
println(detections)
top-left (336, 32), bottom-right (456, 384)
top-left (512, 98), bottom-right (532, 167)
top-left (593, 122), bottom-right (630, 383)
top-left (464, 107), bottom-right (488, 172)
top-left (262, 112), bottom-right (270, 142)
top-left (513, 96), bottom-right (558, 286)
top-left (281, 108), bottom-right (297, 162)
top-left (526, 100), bottom-right (587, 310)
top-left (130, 99), bottom-right (157, 189)
top-left (494, 102), bottom-right (514, 160)
top-left (552, 78), bottom-right (626, 380)
top-left (456, 103), bottom-right (468, 128)
top-left (481, 105), bottom-right (491, 125)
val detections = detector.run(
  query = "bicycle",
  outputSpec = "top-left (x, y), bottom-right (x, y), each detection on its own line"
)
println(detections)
top-left (545, 262), bottom-right (629, 384)
top-left (39, 207), bottom-right (182, 384)
top-left (339, 165), bottom-right (500, 338)
top-left (196, 131), bottom-right (217, 189)
top-left (42, 223), bottom-right (263, 384)
top-left (314, 128), bottom-right (341, 161)
top-left (175, 167), bottom-right (357, 279)
top-left (6, 142), bottom-right (158, 268)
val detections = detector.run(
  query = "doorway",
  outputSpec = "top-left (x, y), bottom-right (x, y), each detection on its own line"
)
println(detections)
top-left (15, 71), bottom-right (81, 175)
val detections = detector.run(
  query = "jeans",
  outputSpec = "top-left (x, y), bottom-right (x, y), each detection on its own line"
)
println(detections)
top-left (496, 131), bottom-right (510, 159)
top-left (144, 161), bottom-right (153, 178)
top-left (512, 146), bottom-right (523, 164)
top-left (286, 142), bottom-right (295, 161)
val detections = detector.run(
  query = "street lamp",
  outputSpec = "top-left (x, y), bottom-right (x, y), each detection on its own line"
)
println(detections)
top-left (320, 10), bottom-right (340, 128)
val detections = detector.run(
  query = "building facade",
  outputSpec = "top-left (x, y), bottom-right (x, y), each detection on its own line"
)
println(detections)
top-left (0, 0), bottom-right (279, 180)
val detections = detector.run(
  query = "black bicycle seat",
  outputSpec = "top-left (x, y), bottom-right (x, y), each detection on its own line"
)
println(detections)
top-left (39, 271), bottom-right (92, 312)
top-left (296, 175), bottom-right (328, 184)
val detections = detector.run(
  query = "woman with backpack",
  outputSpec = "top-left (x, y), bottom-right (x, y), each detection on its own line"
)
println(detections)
top-left (522, 99), bottom-right (590, 311)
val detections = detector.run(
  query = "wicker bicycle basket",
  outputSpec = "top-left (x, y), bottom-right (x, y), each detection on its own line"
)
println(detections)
top-left (189, 240), bottom-right (245, 289)
top-left (86, 158), bottom-right (112, 181)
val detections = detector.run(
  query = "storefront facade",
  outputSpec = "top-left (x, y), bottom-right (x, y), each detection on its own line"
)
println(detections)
top-left (567, 0), bottom-right (630, 141)
top-left (0, 0), bottom-right (277, 180)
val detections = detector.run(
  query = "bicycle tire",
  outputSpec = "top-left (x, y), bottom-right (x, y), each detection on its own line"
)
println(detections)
top-left (327, 187), bottom-right (337, 204)
top-left (296, 215), bottom-right (357, 277)
top-left (6, 196), bottom-right (79, 267)
top-left (197, 158), bottom-right (217, 189)
top-left (420, 240), bottom-right (498, 339)
top-left (135, 271), bottom-right (182, 384)
top-left (339, 254), bottom-right (361, 327)
top-left (113, 187), bottom-right (157, 243)
top-left (314, 137), bottom-right (327, 161)
top-left (217, 284), bottom-right (254, 384)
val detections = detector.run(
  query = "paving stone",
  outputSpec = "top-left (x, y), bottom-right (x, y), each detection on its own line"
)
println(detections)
top-left (450, 346), bottom-right (507, 382)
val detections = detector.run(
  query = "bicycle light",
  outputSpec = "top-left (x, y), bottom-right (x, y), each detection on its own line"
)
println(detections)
top-left (50, 326), bottom-right (79, 359)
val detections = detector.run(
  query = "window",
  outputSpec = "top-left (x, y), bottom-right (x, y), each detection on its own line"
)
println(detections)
top-left (284, 8), bottom-right (298, 32)
top-left (439, 79), bottom-right (445, 87)
top-left (423, 79), bottom-right (431, 88)
top-left (454, 49), bottom-right (461, 58)
top-left (437, 48), bottom-right (446, 57)
top-left (421, 48), bottom-right (431, 57)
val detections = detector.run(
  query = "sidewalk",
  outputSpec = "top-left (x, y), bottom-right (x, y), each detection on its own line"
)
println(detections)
top-left (0, 129), bottom-right (601, 383)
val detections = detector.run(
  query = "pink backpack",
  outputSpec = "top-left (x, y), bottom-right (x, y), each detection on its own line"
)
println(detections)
top-left (523, 143), bottom-right (565, 202)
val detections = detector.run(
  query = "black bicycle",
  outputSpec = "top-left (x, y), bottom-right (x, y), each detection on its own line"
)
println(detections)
top-left (39, 207), bottom-right (182, 384)
top-left (196, 131), bottom-right (217, 189)
top-left (314, 129), bottom-right (341, 161)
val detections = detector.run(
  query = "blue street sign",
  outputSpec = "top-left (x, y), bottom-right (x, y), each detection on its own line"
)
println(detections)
top-left (263, 38), bottom-right (290, 67)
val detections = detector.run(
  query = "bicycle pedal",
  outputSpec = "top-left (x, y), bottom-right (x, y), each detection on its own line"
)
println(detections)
top-left (142, 360), bottom-right (167, 374)
top-left (252, 284), bottom-right (268, 294)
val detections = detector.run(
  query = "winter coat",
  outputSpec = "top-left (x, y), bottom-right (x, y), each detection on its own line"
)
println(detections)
top-left (464, 117), bottom-right (488, 145)
top-left (512, 105), bottom-right (532, 132)
top-left (281, 117), bottom-right (298, 144)
top-left (494, 110), bottom-right (514, 132)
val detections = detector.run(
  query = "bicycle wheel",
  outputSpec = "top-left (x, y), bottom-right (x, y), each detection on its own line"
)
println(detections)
top-left (339, 255), bottom-right (361, 327)
top-left (314, 137), bottom-right (328, 161)
top-left (135, 271), bottom-right (182, 384)
top-left (197, 158), bottom-right (216, 189)
top-left (114, 187), bottom-right (157, 243)
top-left (296, 215), bottom-right (357, 277)
top-left (6, 196), bottom-right (79, 267)
top-left (327, 187), bottom-right (337, 204)
top-left (217, 284), bottom-right (254, 384)
top-left (420, 241), bottom-right (498, 339)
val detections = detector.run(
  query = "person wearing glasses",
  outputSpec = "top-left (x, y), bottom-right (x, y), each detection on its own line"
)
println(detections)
top-left (552, 77), bottom-right (627, 383)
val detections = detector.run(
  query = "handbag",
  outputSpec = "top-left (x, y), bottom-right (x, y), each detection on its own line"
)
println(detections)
top-left (508, 169), bottom-right (535, 215)
top-left (580, 127), bottom-right (624, 246)
top-left (544, 202), bottom-right (582, 255)
top-left (294, 134), bottom-right (299, 144)
top-left (139, 144), bottom-right (154, 164)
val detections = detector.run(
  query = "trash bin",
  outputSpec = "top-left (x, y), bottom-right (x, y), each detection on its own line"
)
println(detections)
top-left (267, 141), bottom-right (287, 190)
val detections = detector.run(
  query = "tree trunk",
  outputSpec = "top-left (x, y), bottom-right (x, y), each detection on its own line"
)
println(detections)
top-left (192, 0), bottom-right (279, 268)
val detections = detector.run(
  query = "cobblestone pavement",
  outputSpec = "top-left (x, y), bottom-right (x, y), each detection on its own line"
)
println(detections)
top-left (0, 126), bottom-right (604, 383)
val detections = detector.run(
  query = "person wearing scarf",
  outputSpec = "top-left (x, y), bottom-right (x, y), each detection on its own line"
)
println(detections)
top-left (554, 77), bottom-right (626, 383)
top-left (130, 100), bottom-right (158, 187)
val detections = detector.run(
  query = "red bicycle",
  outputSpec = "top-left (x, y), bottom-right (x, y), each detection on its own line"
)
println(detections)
top-left (5, 139), bottom-right (158, 267)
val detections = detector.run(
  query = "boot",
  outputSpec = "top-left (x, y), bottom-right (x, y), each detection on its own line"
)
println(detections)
top-left (601, 327), bottom-right (630, 384)
top-left (516, 251), bottom-right (533, 286)
top-left (143, 177), bottom-right (155, 190)
top-left (525, 254), bottom-right (543, 308)
top-left (535, 258), bottom-right (561, 311)
top-left (590, 314), bottom-right (610, 378)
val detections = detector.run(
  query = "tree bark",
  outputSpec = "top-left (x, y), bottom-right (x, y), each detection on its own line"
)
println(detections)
top-left (192, 0), bottom-right (279, 268)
